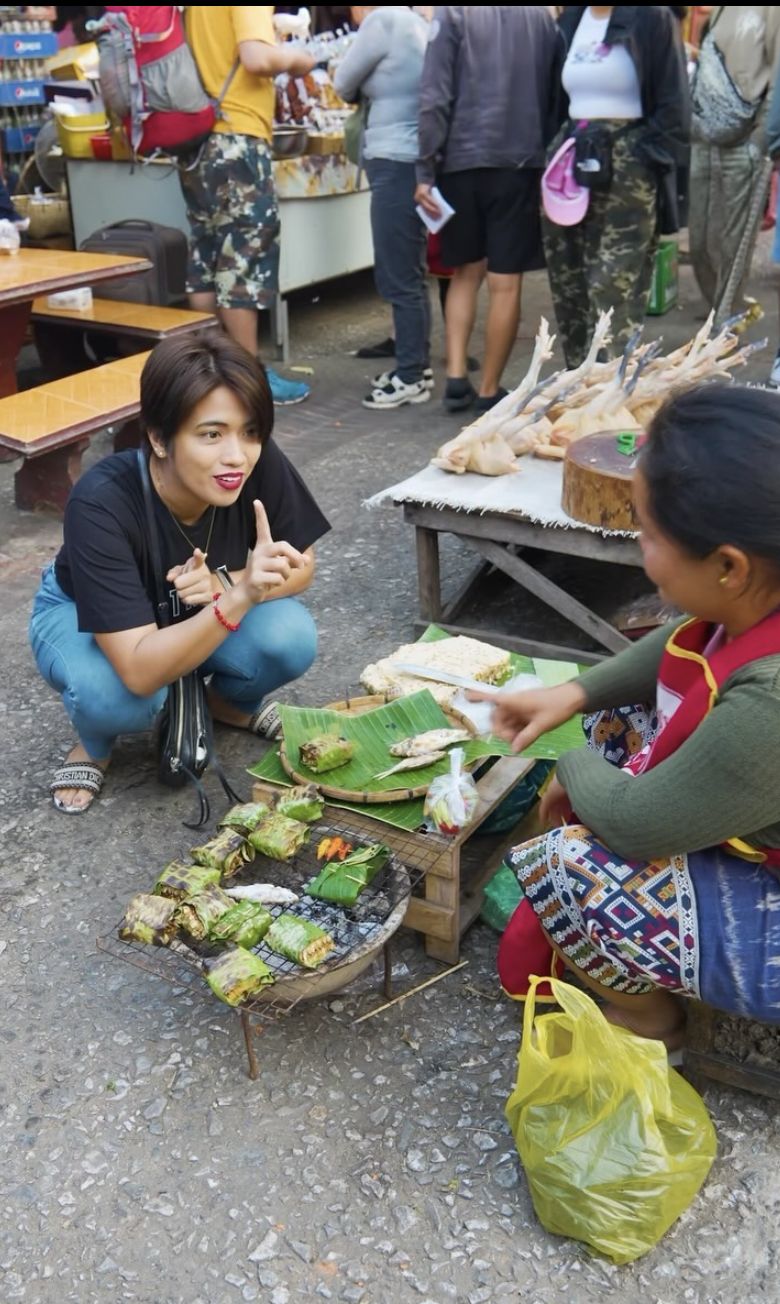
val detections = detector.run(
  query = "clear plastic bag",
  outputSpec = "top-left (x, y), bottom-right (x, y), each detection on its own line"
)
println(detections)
top-left (0, 219), bottom-right (21, 255)
top-left (423, 747), bottom-right (478, 836)
top-left (505, 977), bottom-right (717, 1264)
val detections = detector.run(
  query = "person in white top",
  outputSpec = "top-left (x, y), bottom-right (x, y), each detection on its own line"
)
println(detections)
top-left (543, 6), bottom-right (689, 368)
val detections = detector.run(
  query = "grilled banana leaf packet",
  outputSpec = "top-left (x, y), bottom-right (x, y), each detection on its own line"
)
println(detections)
top-left (208, 901), bottom-right (273, 949)
top-left (299, 734), bottom-right (355, 774)
top-left (154, 860), bottom-right (221, 901)
top-left (120, 894), bottom-right (179, 947)
top-left (205, 947), bottom-right (275, 1006)
top-left (305, 844), bottom-right (390, 907)
top-left (248, 813), bottom-right (309, 862)
top-left (265, 914), bottom-right (335, 968)
top-left (275, 783), bottom-right (324, 823)
top-left (218, 802), bottom-right (271, 835)
top-left (176, 885), bottom-right (233, 941)
top-left (190, 829), bottom-right (255, 879)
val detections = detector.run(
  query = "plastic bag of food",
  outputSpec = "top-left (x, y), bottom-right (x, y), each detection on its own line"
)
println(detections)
top-left (505, 976), bottom-right (717, 1264)
top-left (423, 747), bottom-right (479, 835)
top-left (0, 219), bottom-right (21, 255)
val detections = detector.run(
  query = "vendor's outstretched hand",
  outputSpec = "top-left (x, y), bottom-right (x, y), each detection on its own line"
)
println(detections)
top-left (167, 548), bottom-right (213, 607)
top-left (467, 681), bottom-right (587, 753)
top-left (242, 500), bottom-right (305, 605)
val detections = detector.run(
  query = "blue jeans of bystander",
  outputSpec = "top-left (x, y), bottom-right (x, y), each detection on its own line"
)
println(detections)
top-left (364, 157), bottom-right (431, 384)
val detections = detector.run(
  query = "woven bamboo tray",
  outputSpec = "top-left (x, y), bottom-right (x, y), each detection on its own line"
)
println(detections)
top-left (278, 693), bottom-right (477, 804)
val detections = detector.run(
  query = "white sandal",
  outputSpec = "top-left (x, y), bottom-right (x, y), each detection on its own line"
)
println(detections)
top-left (247, 701), bottom-right (283, 740)
top-left (50, 762), bottom-right (105, 814)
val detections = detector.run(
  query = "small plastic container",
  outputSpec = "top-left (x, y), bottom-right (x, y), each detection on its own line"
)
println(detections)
top-left (55, 109), bottom-right (109, 158)
top-left (90, 132), bottom-right (112, 161)
top-left (46, 287), bottom-right (93, 311)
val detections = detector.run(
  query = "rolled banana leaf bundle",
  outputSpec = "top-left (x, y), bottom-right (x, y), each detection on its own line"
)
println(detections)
top-left (153, 860), bottom-right (221, 901)
top-left (276, 783), bottom-right (324, 823)
top-left (265, 914), bottom-right (335, 969)
top-left (299, 734), bottom-right (355, 774)
top-left (305, 843), bottom-right (390, 907)
top-left (176, 885), bottom-right (233, 941)
top-left (190, 829), bottom-right (255, 879)
top-left (120, 893), bottom-right (178, 947)
top-left (218, 801), bottom-right (272, 835)
top-left (208, 900), bottom-right (273, 949)
top-left (205, 947), bottom-right (275, 1006)
top-left (248, 813), bottom-right (309, 862)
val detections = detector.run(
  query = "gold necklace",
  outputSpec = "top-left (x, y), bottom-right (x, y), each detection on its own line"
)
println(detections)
top-left (151, 458), bottom-right (217, 557)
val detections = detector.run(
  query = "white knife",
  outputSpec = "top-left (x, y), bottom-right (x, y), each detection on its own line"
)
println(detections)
top-left (391, 662), bottom-right (499, 694)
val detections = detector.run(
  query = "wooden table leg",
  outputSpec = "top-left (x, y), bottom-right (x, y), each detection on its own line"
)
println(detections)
top-left (14, 439), bottom-right (89, 513)
top-left (424, 850), bottom-right (460, 965)
top-left (415, 526), bottom-right (442, 623)
top-left (0, 301), bottom-right (32, 398)
top-left (33, 322), bottom-right (92, 380)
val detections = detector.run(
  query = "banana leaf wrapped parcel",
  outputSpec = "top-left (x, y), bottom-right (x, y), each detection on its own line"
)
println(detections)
top-left (176, 885), bottom-right (233, 941)
top-left (218, 802), bottom-right (271, 834)
top-left (153, 860), bottom-right (221, 901)
top-left (209, 901), bottom-right (273, 949)
top-left (120, 893), bottom-right (178, 946)
top-left (205, 947), bottom-right (275, 1006)
top-left (276, 783), bottom-right (324, 823)
top-left (248, 813), bottom-right (309, 862)
top-left (190, 829), bottom-right (254, 878)
top-left (305, 844), bottom-right (390, 907)
top-left (265, 914), bottom-right (335, 968)
top-left (299, 734), bottom-right (355, 774)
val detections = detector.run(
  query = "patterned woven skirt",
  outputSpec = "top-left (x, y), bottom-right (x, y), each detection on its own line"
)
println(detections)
top-left (506, 707), bottom-right (780, 1022)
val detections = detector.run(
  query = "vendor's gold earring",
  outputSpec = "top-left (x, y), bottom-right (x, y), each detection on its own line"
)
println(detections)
top-left (719, 575), bottom-right (728, 586)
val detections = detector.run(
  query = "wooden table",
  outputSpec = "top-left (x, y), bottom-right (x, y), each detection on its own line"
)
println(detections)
top-left (405, 501), bottom-right (643, 666)
top-left (0, 247), bottom-right (152, 398)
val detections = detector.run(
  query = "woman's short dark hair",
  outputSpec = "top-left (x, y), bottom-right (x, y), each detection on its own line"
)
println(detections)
top-left (140, 332), bottom-right (274, 449)
top-left (641, 383), bottom-right (780, 567)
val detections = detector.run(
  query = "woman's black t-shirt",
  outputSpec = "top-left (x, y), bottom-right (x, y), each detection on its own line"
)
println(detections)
top-left (54, 442), bottom-right (330, 633)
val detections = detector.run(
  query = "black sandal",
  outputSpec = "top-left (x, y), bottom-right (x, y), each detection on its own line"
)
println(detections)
top-left (247, 701), bottom-right (283, 740)
top-left (50, 761), bottom-right (105, 814)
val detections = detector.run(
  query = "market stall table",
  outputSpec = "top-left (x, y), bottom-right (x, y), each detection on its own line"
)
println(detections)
top-left (367, 458), bottom-right (644, 665)
top-left (0, 247), bottom-right (152, 398)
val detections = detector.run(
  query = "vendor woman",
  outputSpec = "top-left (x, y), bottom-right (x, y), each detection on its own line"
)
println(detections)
top-left (475, 385), bottom-right (780, 1043)
top-left (30, 333), bottom-right (329, 813)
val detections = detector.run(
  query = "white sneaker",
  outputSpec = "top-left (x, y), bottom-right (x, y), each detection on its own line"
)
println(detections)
top-left (372, 367), bottom-right (434, 392)
top-left (362, 372), bottom-right (432, 410)
top-left (770, 352), bottom-right (780, 387)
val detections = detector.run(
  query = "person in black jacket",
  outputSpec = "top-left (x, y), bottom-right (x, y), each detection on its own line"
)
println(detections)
top-left (543, 6), bottom-right (690, 367)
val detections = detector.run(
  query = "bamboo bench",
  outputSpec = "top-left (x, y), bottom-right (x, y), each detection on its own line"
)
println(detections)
top-left (0, 351), bottom-right (149, 513)
top-left (30, 298), bottom-right (217, 379)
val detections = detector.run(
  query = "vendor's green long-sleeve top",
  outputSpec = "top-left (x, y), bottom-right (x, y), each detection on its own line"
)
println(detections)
top-left (557, 622), bottom-right (780, 862)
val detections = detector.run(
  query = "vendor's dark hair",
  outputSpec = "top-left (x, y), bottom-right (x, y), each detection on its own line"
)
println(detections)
top-left (140, 332), bottom-right (274, 448)
top-left (641, 383), bottom-right (780, 568)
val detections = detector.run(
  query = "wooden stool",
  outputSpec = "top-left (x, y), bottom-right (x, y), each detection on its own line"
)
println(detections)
top-left (684, 1001), bottom-right (780, 1099)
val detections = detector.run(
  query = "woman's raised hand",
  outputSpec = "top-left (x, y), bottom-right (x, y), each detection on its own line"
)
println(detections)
top-left (467, 680), bottom-right (587, 754)
top-left (166, 548), bottom-right (213, 607)
top-left (241, 499), bottom-right (306, 605)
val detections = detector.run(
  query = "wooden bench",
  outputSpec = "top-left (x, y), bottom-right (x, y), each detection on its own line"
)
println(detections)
top-left (684, 1002), bottom-right (780, 1100)
top-left (30, 298), bottom-right (217, 380)
top-left (0, 351), bottom-right (149, 513)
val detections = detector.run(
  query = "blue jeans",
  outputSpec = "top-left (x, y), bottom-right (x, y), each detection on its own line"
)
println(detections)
top-left (29, 567), bottom-right (318, 759)
top-left (364, 157), bottom-right (431, 383)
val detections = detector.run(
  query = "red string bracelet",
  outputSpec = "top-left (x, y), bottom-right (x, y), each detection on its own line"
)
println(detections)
top-left (212, 593), bottom-right (241, 633)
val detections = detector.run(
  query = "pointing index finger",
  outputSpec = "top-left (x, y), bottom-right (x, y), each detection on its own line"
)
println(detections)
top-left (253, 499), bottom-right (273, 547)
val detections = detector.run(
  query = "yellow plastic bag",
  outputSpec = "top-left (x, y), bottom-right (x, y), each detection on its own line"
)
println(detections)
top-left (505, 977), bottom-right (717, 1264)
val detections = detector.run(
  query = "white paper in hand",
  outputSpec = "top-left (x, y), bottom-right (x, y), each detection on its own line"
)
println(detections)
top-left (416, 186), bottom-right (455, 235)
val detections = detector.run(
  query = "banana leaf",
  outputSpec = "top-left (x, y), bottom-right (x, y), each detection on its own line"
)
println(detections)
top-left (153, 860), bottom-right (221, 901)
top-left (265, 914), bottom-right (335, 968)
top-left (218, 802), bottom-right (271, 834)
top-left (305, 843), bottom-right (389, 907)
top-left (276, 784), bottom-right (325, 823)
top-left (248, 813), bottom-right (309, 861)
top-left (299, 735), bottom-right (354, 773)
top-left (176, 885), bottom-right (233, 941)
top-left (190, 829), bottom-right (255, 878)
top-left (205, 947), bottom-right (275, 1006)
top-left (208, 900), bottom-right (272, 949)
top-left (120, 893), bottom-right (178, 946)
top-left (276, 692), bottom-right (508, 798)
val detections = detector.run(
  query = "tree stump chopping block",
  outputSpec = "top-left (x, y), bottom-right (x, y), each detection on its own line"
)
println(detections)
top-left (562, 429), bottom-right (642, 532)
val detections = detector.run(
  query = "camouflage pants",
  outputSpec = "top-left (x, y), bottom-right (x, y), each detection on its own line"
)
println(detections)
top-left (542, 125), bottom-right (658, 368)
top-left (179, 133), bottom-right (280, 310)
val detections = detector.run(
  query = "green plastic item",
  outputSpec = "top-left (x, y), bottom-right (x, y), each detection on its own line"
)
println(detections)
top-left (616, 431), bottom-right (638, 456)
top-left (480, 862), bottom-right (524, 933)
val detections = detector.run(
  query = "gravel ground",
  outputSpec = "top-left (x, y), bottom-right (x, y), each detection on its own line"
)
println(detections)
top-left (2, 248), bottom-right (780, 1304)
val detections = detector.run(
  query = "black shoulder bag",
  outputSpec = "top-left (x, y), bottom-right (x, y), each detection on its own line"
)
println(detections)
top-left (137, 449), bottom-right (242, 828)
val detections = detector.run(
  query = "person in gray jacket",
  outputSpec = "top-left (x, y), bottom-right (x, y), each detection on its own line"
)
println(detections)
top-left (335, 6), bottom-right (431, 410)
top-left (415, 6), bottom-right (562, 413)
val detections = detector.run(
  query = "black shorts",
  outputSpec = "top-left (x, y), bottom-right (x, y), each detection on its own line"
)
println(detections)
top-left (438, 167), bottom-right (544, 274)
